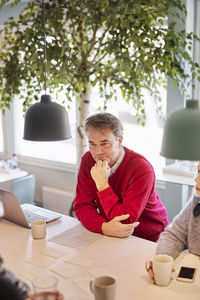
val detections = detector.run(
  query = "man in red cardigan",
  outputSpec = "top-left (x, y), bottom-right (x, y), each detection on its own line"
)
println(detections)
top-left (74, 113), bottom-right (169, 242)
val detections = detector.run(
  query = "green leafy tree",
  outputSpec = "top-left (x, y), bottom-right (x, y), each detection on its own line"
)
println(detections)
top-left (0, 0), bottom-right (199, 160)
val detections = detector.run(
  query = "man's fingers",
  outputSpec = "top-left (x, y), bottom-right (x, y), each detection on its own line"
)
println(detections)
top-left (96, 160), bottom-right (105, 166)
top-left (95, 160), bottom-right (108, 165)
top-left (126, 228), bottom-right (135, 236)
top-left (113, 215), bottom-right (139, 227)
top-left (114, 214), bottom-right (130, 222)
top-left (132, 221), bottom-right (140, 228)
top-left (96, 160), bottom-right (109, 169)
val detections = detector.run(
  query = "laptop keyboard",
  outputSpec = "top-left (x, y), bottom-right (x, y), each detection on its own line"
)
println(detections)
top-left (23, 210), bottom-right (48, 223)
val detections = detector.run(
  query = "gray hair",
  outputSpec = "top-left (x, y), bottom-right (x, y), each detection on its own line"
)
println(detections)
top-left (84, 113), bottom-right (123, 137)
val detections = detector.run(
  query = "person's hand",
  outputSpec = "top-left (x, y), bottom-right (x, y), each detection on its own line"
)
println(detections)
top-left (91, 160), bottom-right (111, 191)
top-left (145, 261), bottom-right (175, 284)
top-left (26, 291), bottom-right (64, 300)
top-left (102, 214), bottom-right (138, 238)
top-left (0, 200), bottom-right (4, 219)
top-left (146, 261), bottom-right (155, 283)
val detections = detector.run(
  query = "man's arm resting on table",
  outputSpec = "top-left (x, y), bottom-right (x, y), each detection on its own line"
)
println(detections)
top-left (101, 214), bottom-right (139, 238)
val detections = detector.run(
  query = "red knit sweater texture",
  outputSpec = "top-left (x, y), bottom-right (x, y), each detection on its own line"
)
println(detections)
top-left (74, 147), bottom-right (169, 242)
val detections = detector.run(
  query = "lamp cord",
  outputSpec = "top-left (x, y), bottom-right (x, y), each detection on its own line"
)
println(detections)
top-left (42, 0), bottom-right (47, 94)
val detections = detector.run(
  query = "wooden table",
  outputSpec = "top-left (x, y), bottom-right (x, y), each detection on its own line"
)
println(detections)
top-left (0, 216), bottom-right (199, 300)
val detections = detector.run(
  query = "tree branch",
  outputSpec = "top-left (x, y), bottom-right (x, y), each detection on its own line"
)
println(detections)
top-left (85, 25), bottom-right (98, 57)
top-left (91, 27), bottom-right (110, 64)
top-left (92, 52), bottom-right (108, 66)
top-left (102, 68), bottom-right (119, 81)
top-left (71, 24), bottom-right (81, 48)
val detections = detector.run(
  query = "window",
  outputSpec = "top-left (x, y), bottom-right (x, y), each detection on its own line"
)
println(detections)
top-left (13, 84), bottom-right (166, 170)
top-left (0, 113), bottom-right (4, 153)
top-left (90, 86), bottom-right (167, 172)
top-left (13, 95), bottom-right (77, 164)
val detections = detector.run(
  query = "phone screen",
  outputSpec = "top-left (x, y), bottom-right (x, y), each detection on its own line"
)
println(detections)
top-left (178, 267), bottom-right (196, 279)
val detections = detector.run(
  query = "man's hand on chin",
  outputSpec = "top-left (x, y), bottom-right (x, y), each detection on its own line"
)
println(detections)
top-left (91, 160), bottom-right (111, 191)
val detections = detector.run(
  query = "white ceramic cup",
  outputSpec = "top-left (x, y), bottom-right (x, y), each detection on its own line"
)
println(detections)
top-left (31, 220), bottom-right (46, 239)
top-left (90, 276), bottom-right (116, 300)
top-left (146, 254), bottom-right (174, 286)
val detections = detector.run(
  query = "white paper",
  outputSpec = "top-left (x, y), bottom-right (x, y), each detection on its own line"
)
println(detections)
top-left (64, 255), bottom-right (94, 267)
top-left (48, 224), bottom-right (100, 248)
top-left (50, 262), bottom-right (82, 279)
top-left (39, 246), bottom-right (66, 258)
top-left (25, 253), bottom-right (55, 268)
top-left (19, 265), bottom-right (47, 281)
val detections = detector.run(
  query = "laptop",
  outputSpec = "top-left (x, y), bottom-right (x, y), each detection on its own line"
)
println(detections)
top-left (0, 188), bottom-right (62, 228)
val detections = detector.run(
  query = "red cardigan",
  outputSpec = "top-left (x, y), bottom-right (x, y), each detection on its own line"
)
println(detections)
top-left (74, 147), bottom-right (169, 241)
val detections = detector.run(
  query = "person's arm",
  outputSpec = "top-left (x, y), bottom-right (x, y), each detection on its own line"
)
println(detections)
top-left (102, 215), bottom-right (139, 237)
top-left (90, 158), bottom-right (155, 237)
top-left (156, 197), bottom-right (193, 259)
top-left (73, 156), bottom-right (107, 234)
top-left (90, 160), bottom-right (136, 237)
top-left (95, 160), bottom-right (156, 223)
top-left (74, 156), bottom-right (137, 237)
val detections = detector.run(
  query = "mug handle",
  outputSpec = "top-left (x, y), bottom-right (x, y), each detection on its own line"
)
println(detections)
top-left (145, 260), bottom-right (151, 272)
top-left (89, 278), bottom-right (95, 294)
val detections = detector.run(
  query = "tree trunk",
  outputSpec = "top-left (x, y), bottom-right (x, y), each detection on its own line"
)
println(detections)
top-left (70, 85), bottom-right (91, 217)
top-left (76, 83), bottom-right (91, 168)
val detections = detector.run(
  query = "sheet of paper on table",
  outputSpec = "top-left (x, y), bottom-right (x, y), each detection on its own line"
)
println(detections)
top-left (19, 265), bottom-right (47, 281)
top-left (48, 224), bottom-right (101, 248)
top-left (64, 255), bottom-right (94, 267)
top-left (25, 253), bottom-right (56, 268)
top-left (39, 246), bottom-right (67, 258)
top-left (50, 262), bottom-right (82, 279)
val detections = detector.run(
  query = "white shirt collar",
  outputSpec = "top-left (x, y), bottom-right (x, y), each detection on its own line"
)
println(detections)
top-left (110, 147), bottom-right (125, 176)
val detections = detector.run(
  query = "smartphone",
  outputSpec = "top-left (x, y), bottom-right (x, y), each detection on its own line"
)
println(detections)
top-left (176, 266), bottom-right (197, 283)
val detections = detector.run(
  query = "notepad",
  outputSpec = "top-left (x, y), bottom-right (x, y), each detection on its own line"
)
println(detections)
top-left (48, 224), bottom-right (100, 248)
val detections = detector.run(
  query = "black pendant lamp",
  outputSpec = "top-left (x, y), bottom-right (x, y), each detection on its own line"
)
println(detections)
top-left (160, 99), bottom-right (200, 161)
top-left (23, 0), bottom-right (71, 141)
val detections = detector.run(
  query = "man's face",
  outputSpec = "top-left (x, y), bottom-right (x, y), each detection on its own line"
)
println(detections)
top-left (87, 128), bottom-right (123, 167)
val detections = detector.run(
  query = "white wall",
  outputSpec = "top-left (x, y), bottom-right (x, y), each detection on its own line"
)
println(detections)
top-left (18, 160), bottom-right (76, 206)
